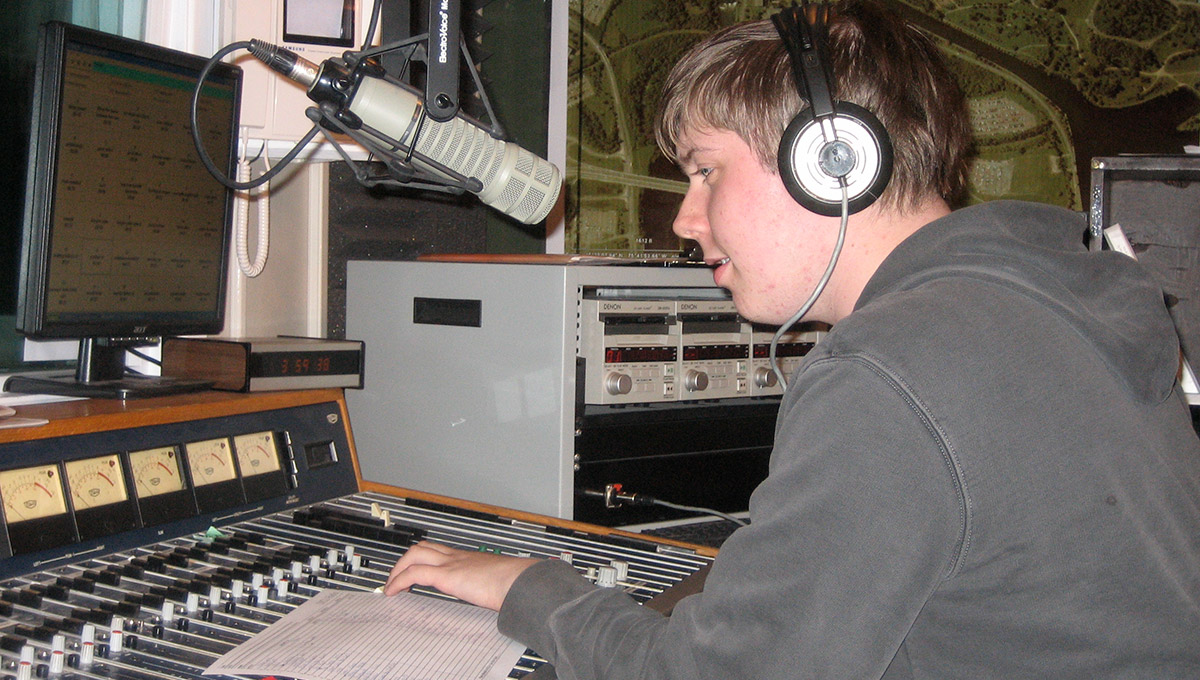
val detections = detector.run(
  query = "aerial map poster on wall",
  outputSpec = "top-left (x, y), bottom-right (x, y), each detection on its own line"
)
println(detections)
top-left (564, 0), bottom-right (1200, 256)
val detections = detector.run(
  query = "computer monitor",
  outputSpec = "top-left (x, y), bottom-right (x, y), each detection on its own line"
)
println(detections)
top-left (5, 22), bottom-right (241, 399)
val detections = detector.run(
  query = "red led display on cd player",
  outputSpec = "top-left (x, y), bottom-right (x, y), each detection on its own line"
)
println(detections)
top-left (605, 346), bottom-right (677, 363)
top-left (752, 342), bottom-right (816, 358)
top-left (682, 344), bottom-right (750, 361)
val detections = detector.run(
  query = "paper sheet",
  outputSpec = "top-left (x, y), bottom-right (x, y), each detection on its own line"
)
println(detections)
top-left (0, 405), bottom-right (48, 429)
top-left (204, 589), bottom-right (526, 680)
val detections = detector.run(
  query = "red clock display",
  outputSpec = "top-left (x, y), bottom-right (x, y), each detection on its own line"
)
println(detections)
top-left (250, 350), bottom-right (362, 378)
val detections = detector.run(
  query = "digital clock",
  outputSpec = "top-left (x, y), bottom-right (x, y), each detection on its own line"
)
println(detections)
top-left (162, 336), bottom-right (365, 391)
top-left (250, 350), bottom-right (364, 379)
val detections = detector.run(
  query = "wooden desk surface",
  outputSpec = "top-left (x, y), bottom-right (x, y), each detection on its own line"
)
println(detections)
top-left (0, 387), bottom-right (719, 558)
top-left (0, 388), bottom-right (349, 444)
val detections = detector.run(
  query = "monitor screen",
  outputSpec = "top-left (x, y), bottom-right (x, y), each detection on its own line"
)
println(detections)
top-left (7, 22), bottom-right (241, 398)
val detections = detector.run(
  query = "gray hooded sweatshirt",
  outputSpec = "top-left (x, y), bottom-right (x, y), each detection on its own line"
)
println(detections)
top-left (499, 200), bottom-right (1200, 679)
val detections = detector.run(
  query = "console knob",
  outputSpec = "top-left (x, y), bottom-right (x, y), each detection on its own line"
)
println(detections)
top-left (605, 372), bottom-right (633, 395)
top-left (684, 369), bottom-right (709, 392)
top-left (754, 366), bottom-right (778, 388)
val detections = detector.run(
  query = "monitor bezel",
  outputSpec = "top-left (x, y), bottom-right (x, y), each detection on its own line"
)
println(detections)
top-left (14, 21), bottom-right (241, 342)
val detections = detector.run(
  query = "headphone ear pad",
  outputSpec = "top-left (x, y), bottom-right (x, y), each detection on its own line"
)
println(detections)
top-left (777, 102), bottom-right (893, 217)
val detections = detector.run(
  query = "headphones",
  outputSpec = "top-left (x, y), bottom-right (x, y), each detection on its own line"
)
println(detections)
top-left (771, 3), bottom-right (893, 216)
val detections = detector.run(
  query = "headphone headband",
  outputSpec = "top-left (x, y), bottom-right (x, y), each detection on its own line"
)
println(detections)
top-left (772, 2), bottom-right (894, 216)
top-left (771, 3), bottom-right (836, 121)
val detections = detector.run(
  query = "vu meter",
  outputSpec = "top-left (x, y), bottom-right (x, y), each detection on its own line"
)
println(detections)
top-left (184, 437), bottom-right (246, 513)
top-left (129, 446), bottom-right (186, 497)
top-left (0, 464), bottom-right (68, 522)
top-left (233, 431), bottom-right (282, 477)
top-left (129, 445), bottom-right (196, 526)
top-left (0, 464), bottom-right (74, 555)
top-left (185, 438), bottom-right (237, 486)
top-left (234, 431), bottom-right (290, 502)
top-left (65, 454), bottom-right (139, 541)
top-left (64, 454), bottom-right (127, 509)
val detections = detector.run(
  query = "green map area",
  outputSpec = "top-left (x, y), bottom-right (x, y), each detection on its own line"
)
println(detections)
top-left (565, 0), bottom-right (1200, 255)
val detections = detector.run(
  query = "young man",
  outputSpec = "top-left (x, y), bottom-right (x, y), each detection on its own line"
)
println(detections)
top-left (386, 1), bottom-right (1200, 677)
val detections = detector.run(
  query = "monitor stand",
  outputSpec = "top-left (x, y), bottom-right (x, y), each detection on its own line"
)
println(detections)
top-left (3, 338), bottom-right (212, 400)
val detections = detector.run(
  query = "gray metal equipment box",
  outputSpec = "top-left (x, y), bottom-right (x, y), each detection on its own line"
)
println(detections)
top-left (1090, 155), bottom-right (1200, 404)
top-left (345, 259), bottom-right (781, 522)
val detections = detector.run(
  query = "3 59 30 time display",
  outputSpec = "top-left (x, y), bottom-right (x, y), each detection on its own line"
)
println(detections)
top-left (253, 351), bottom-right (361, 378)
top-left (280, 355), bottom-right (331, 375)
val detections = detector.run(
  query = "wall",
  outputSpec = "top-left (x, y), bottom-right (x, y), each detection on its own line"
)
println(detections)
top-left (225, 163), bottom-right (329, 339)
top-left (564, 0), bottom-right (1200, 256)
top-left (155, 0), bottom-right (564, 343)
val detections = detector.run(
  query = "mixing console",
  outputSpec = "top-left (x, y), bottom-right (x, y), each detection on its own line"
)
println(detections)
top-left (0, 390), bottom-right (713, 680)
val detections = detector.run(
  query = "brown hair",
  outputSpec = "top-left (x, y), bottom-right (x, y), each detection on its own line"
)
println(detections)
top-left (655, 0), bottom-right (973, 211)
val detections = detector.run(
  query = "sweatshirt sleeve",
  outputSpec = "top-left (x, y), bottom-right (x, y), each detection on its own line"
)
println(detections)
top-left (498, 354), bottom-right (967, 680)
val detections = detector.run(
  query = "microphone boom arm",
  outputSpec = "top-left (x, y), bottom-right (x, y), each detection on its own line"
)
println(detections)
top-left (306, 0), bottom-right (511, 190)
top-left (195, 0), bottom-right (562, 224)
top-left (347, 0), bottom-right (502, 133)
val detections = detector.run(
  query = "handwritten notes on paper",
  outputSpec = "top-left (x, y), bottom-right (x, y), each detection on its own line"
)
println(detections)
top-left (204, 590), bottom-right (526, 680)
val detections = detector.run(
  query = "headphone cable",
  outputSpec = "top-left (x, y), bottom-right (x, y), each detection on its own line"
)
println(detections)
top-left (769, 183), bottom-right (850, 389)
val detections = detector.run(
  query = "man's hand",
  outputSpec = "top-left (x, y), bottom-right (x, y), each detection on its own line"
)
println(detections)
top-left (383, 541), bottom-right (539, 611)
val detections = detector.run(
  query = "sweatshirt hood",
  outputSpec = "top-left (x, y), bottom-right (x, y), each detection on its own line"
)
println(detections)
top-left (857, 200), bottom-right (1180, 403)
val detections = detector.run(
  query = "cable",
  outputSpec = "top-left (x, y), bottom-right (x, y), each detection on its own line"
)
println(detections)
top-left (125, 346), bottom-right (161, 367)
top-left (233, 141), bottom-right (271, 277)
top-left (190, 41), bottom-right (323, 191)
top-left (362, 0), bottom-right (382, 50)
top-left (582, 485), bottom-right (748, 527)
top-left (648, 499), bottom-right (748, 527)
top-left (768, 184), bottom-right (850, 389)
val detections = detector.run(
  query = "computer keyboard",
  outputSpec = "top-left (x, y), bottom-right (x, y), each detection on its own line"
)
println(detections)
top-left (642, 518), bottom-right (745, 548)
top-left (3, 372), bottom-right (213, 399)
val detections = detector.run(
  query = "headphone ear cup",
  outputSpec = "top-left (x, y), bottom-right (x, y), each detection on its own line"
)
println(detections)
top-left (777, 102), bottom-right (893, 217)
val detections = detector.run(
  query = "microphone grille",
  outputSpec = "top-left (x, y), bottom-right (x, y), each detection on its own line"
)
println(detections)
top-left (515, 185), bottom-right (551, 223)
top-left (505, 149), bottom-right (561, 224)
top-left (475, 144), bottom-right (501, 186)
top-left (414, 113), bottom-right (561, 223)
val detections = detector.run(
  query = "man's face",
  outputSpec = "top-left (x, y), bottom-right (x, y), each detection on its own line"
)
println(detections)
top-left (672, 126), bottom-right (838, 325)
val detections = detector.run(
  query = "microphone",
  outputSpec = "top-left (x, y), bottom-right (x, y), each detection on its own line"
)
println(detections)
top-left (248, 40), bottom-right (562, 225)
